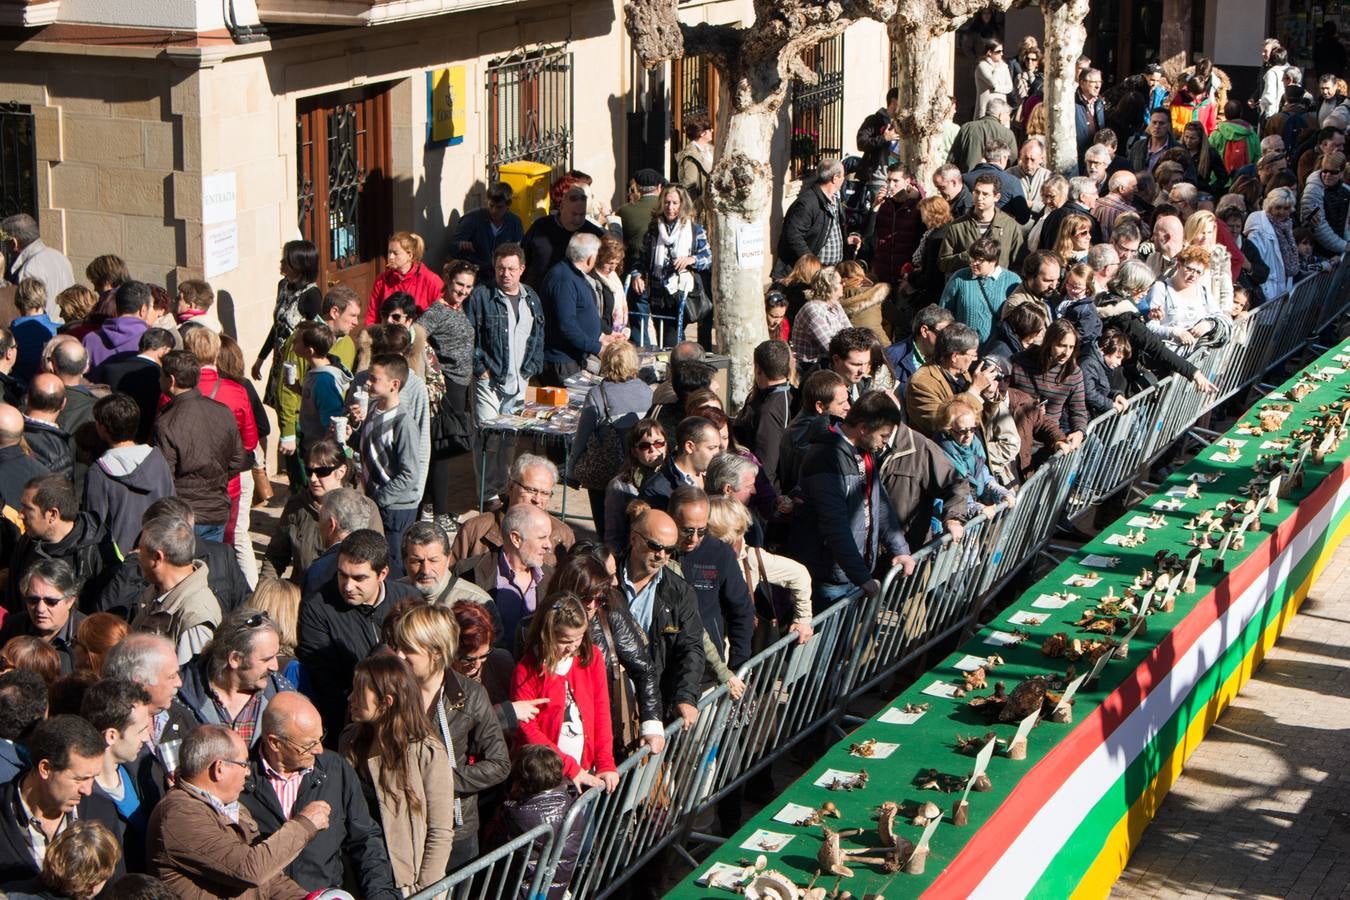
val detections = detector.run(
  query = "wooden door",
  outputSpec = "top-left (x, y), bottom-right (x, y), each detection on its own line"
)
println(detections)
top-left (297, 86), bottom-right (393, 300)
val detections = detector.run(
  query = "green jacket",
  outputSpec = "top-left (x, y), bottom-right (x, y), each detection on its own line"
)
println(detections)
top-left (1207, 120), bottom-right (1260, 178)
top-left (277, 330), bottom-right (355, 439)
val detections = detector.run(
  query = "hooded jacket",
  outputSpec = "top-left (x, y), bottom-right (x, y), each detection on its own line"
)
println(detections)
top-left (8, 511), bottom-right (118, 612)
top-left (83, 444), bottom-right (175, 556)
top-left (21, 418), bottom-right (72, 481)
top-left (489, 785), bottom-right (582, 900)
top-left (175, 655), bottom-right (292, 745)
top-left (878, 423), bottom-right (970, 550)
top-left (84, 315), bottom-right (150, 375)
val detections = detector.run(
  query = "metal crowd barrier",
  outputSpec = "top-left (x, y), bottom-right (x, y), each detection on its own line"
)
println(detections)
top-left (506, 258), bottom-right (1350, 899)
top-left (408, 823), bottom-right (555, 900)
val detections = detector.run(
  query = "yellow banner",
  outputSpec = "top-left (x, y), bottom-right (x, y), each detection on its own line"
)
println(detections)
top-left (427, 66), bottom-right (466, 147)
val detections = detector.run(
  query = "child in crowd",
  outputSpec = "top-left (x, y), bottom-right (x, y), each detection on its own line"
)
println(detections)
top-left (353, 352), bottom-right (421, 571)
top-left (11, 278), bottom-right (56, 382)
top-left (1294, 227), bottom-right (1335, 278)
top-left (296, 321), bottom-right (353, 460)
top-left (491, 745), bottom-right (581, 900)
top-left (766, 289), bottom-right (791, 342)
top-left (174, 279), bottom-right (216, 337)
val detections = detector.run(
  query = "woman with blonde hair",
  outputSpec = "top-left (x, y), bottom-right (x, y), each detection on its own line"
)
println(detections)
top-left (341, 653), bottom-right (454, 895)
top-left (1052, 213), bottom-right (1094, 266)
top-left (366, 231), bottom-right (444, 324)
top-left (791, 267), bottom-right (851, 370)
top-left (384, 600), bottom-right (510, 873)
top-left (631, 184), bottom-right (712, 347)
top-left (55, 286), bottom-right (100, 341)
top-left (836, 259), bottom-right (891, 344)
top-left (248, 577), bottom-right (304, 687)
top-left (566, 340), bottom-right (653, 538)
top-left (1184, 210), bottom-right (1235, 315)
top-left (706, 495), bottom-right (813, 653)
top-left (777, 253), bottom-right (822, 323)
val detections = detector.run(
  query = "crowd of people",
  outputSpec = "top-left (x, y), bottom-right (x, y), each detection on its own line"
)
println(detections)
top-left (0, 24), bottom-right (1341, 900)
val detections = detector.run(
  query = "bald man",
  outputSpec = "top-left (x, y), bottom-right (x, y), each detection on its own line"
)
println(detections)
top-left (45, 336), bottom-right (106, 485)
top-left (24, 372), bottom-right (73, 481)
top-left (240, 691), bottom-right (400, 900)
top-left (0, 403), bottom-right (47, 509)
top-left (1146, 214), bottom-right (1185, 280)
top-left (620, 509), bottom-right (706, 726)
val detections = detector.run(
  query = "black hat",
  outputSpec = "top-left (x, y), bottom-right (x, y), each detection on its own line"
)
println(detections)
top-left (634, 168), bottom-right (663, 189)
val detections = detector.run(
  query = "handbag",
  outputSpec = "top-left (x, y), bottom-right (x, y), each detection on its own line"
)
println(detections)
top-left (751, 548), bottom-right (797, 628)
top-left (572, 383), bottom-right (627, 490)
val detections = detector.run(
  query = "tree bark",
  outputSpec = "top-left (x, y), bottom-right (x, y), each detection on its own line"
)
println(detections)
top-left (890, 8), bottom-right (960, 186)
top-left (1040, 0), bottom-right (1090, 175)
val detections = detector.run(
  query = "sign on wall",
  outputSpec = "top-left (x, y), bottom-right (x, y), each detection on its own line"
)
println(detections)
top-left (202, 172), bottom-right (239, 278)
top-left (426, 66), bottom-right (467, 148)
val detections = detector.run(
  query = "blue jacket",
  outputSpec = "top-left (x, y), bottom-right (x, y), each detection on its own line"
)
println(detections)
top-left (675, 536), bottom-right (755, 669)
top-left (464, 282), bottom-right (545, 384)
top-left (939, 267), bottom-right (1021, 343)
top-left (885, 338), bottom-right (925, 397)
top-left (541, 259), bottom-right (602, 367)
top-left (453, 207), bottom-right (525, 274)
top-left (791, 424), bottom-right (908, 591)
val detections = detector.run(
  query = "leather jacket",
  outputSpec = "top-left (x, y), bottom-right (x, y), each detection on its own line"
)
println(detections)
top-left (432, 670), bottom-right (511, 842)
top-left (589, 598), bottom-right (663, 725)
top-left (488, 786), bottom-right (582, 900)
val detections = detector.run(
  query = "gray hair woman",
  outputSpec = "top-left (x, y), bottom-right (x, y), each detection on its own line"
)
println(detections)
top-left (790, 266), bottom-right (850, 370)
top-left (1243, 186), bottom-right (1297, 299)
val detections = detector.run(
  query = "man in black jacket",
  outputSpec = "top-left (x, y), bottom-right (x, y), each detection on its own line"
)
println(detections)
top-left (0, 558), bottom-right (84, 675)
top-left (778, 369), bottom-right (850, 493)
top-left (791, 391), bottom-right (914, 609)
top-left (772, 158), bottom-right (856, 277)
top-left (669, 486), bottom-right (754, 674)
top-left (22, 375), bottom-right (74, 482)
top-left (618, 509), bottom-right (704, 726)
top-left (0, 715), bottom-right (124, 883)
top-left (240, 692), bottom-right (398, 899)
top-left (733, 340), bottom-right (795, 492)
top-left (639, 416), bottom-right (721, 511)
top-left (99, 327), bottom-right (174, 444)
top-left (297, 530), bottom-right (420, 735)
top-left (11, 474), bottom-right (118, 612)
top-left (855, 89), bottom-right (900, 198)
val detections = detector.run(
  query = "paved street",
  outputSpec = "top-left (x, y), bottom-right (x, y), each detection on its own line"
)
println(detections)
top-left (1113, 534), bottom-right (1350, 898)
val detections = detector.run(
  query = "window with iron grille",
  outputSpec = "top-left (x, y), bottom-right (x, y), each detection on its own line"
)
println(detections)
top-left (0, 102), bottom-right (37, 224)
top-left (485, 46), bottom-right (573, 184)
top-left (670, 54), bottom-right (717, 177)
top-left (788, 35), bottom-right (845, 180)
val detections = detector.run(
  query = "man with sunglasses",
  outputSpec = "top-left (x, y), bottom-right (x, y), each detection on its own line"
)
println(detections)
top-left (668, 486), bottom-right (754, 679)
top-left (0, 559), bottom-right (83, 675)
top-left (148, 723), bottom-right (328, 900)
top-left (176, 607), bottom-right (290, 748)
top-left (450, 453), bottom-right (575, 567)
top-left (620, 509), bottom-right (703, 727)
top-left (241, 692), bottom-right (398, 900)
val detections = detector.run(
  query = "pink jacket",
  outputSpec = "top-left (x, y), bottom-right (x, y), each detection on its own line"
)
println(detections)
top-left (366, 262), bottom-right (444, 324)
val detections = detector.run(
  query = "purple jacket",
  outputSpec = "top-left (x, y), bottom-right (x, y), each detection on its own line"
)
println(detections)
top-left (83, 316), bottom-right (149, 375)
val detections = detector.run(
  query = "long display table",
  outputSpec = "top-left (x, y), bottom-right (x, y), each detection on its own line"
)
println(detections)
top-left (671, 339), bottom-right (1350, 899)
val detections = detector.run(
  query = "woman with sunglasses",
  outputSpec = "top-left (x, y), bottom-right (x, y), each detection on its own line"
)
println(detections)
top-left (603, 418), bottom-right (667, 552)
top-left (974, 39), bottom-right (1014, 119)
top-left (341, 653), bottom-right (454, 895)
top-left (935, 399), bottom-right (1015, 523)
top-left (260, 437), bottom-right (381, 585)
top-left (384, 601), bottom-right (510, 873)
top-left (511, 595), bottom-right (620, 794)
top-left (546, 548), bottom-right (664, 759)
top-left (1143, 245), bottom-right (1229, 348)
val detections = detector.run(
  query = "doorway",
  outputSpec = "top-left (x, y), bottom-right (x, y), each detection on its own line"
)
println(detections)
top-left (296, 85), bottom-right (394, 301)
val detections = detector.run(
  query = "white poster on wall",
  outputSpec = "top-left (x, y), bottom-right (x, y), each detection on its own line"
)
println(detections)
top-left (204, 222), bottom-right (239, 279)
top-left (203, 173), bottom-right (237, 226)
top-left (736, 224), bottom-right (764, 271)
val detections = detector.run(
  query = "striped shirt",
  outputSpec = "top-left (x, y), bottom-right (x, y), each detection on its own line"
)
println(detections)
top-left (261, 755), bottom-right (309, 820)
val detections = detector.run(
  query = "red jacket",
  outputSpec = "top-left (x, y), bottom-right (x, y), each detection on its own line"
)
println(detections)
top-left (366, 262), bottom-right (444, 324)
top-left (511, 650), bottom-right (616, 780)
top-left (196, 367), bottom-right (259, 453)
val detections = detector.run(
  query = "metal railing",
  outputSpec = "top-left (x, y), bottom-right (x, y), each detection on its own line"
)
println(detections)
top-left (408, 823), bottom-right (555, 900)
top-left (477, 259), bottom-right (1350, 899)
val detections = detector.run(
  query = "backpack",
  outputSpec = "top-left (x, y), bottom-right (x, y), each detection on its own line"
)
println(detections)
top-left (1219, 127), bottom-right (1252, 174)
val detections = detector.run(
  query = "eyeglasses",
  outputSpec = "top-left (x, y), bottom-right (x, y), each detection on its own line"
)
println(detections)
top-left (1323, 169), bottom-right (1343, 177)
top-left (23, 594), bottom-right (67, 608)
top-left (1182, 266), bottom-right (1206, 277)
top-left (584, 592), bottom-right (607, 607)
top-left (949, 426), bottom-right (979, 436)
top-left (277, 732), bottom-right (325, 755)
top-left (308, 464), bottom-right (342, 478)
top-left (511, 480), bottom-right (554, 500)
top-left (636, 439), bottom-right (666, 451)
top-left (678, 525), bottom-right (708, 538)
top-left (638, 535), bottom-right (677, 556)
top-left (219, 758), bottom-right (250, 769)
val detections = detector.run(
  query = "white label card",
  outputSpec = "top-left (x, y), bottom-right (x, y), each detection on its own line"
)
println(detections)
top-left (922, 681), bottom-right (963, 699)
top-left (740, 829), bottom-right (794, 853)
top-left (953, 654), bottom-right (992, 672)
top-left (1008, 610), bottom-right (1048, 626)
top-left (1010, 708), bottom-right (1039, 749)
top-left (915, 814), bottom-right (941, 851)
top-left (1033, 593), bottom-right (1075, 609)
top-left (1053, 673), bottom-right (1089, 715)
top-left (983, 630), bottom-right (1023, 647)
top-left (772, 802), bottom-right (817, 825)
top-left (812, 768), bottom-right (864, 788)
top-left (879, 706), bottom-right (927, 725)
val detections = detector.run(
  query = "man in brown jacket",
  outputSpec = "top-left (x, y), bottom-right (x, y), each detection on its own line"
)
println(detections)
top-left (450, 454), bottom-right (574, 566)
top-left (147, 724), bottom-right (329, 900)
top-left (152, 349), bottom-right (247, 543)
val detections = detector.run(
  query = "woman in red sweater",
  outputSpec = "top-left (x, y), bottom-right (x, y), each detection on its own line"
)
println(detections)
top-left (366, 231), bottom-right (444, 323)
top-left (511, 594), bottom-right (620, 793)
